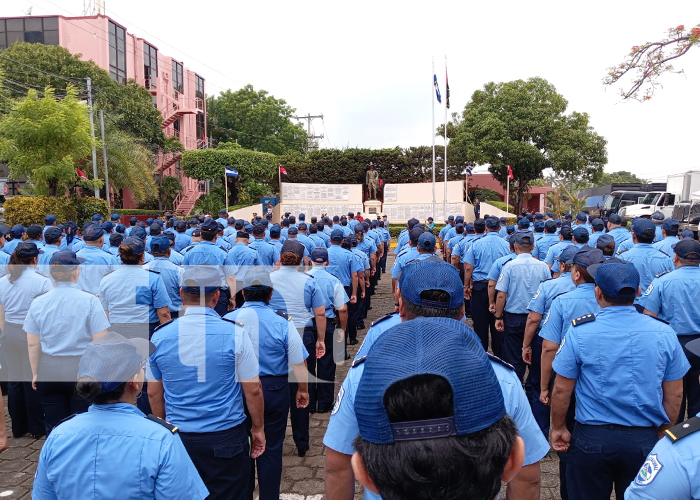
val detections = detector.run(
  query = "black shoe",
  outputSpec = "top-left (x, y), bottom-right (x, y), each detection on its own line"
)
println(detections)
top-left (317, 407), bottom-right (332, 414)
top-left (344, 353), bottom-right (351, 360)
top-left (349, 339), bottom-right (359, 345)
top-left (357, 323), bottom-right (365, 330)
top-left (298, 447), bottom-right (309, 457)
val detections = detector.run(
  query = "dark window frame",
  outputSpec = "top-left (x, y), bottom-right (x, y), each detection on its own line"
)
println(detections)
top-left (108, 20), bottom-right (127, 84)
top-left (143, 42), bottom-right (158, 89)
top-left (172, 60), bottom-right (183, 94)
top-left (0, 17), bottom-right (59, 49)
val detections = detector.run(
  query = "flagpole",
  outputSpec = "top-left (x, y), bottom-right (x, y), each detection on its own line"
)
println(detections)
top-left (432, 57), bottom-right (436, 220)
top-left (506, 166), bottom-right (510, 216)
top-left (443, 55), bottom-right (448, 220)
top-left (224, 169), bottom-right (228, 214)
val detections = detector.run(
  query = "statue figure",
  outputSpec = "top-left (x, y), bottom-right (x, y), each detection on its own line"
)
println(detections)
top-left (366, 162), bottom-right (379, 200)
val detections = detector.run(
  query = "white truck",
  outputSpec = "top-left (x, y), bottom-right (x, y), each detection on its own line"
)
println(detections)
top-left (618, 171), bottom-right (700, 220)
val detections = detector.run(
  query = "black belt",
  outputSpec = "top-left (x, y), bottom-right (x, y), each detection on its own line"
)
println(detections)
top-left (579, 423), bottom-right (655, 431)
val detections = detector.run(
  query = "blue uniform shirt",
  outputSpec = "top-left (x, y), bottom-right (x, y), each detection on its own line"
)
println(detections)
top-left (496, 254), bottom-right (551, 314)
top-left (309, 234), bottom-right (326, 248)
top-left (356, 238), bottom-right (377, 259)
top-left (619, 244), bottom-right (674, 301)
top-left (0, 268), bottom-right (53, 323)
top-left (653, 225), bottom-right (664, 243)
top-left (394, 228), bottom-right (410, 255)
top-left (539, 283), bottom-right (599, 345)
top-left (144, 257), bottom-right (184, 314)
top-left (624, 415), bottom-right (700, 499)
top-left (174, 233), bottom-right (191, 252)
top-left (248, 238), bottom-right (280, 268)
top-left (99, 266), bottom-right (171, 324)
top-left (2, 237), bottom-right (21, 255)
top-left (23, 282), bottom-right (110, 356)
top-left (148, 307), bottom-right (259, 432)
top-left (608, 226), bottom-right (632, 252)
top-left (327, 245), bottom-right (362, 287)
top-left (527, 272), bottom-right (576, 328)
top-left (37, 244), bottom-right (61, 276)
top-left (616, 238), bottom-right (635, 255)
top-left (588, 231), bottom-right (603, 249)
top-left (316, 231), bottom-right (331, 248)
top-left (553, 306), bottom-right (689, 426)
top-left (544, 240), bottom-right (574, 273)
top-left (308, 267), bottom-right (350, 318)
top-left (224, 302), bottom-right (308, 376)
top-left (224, 242), bottom-right (260, 283)
top-left (498, 225), bottom-right (508, 238)
top-left (269, 267), bottom-right (326, 330)
top-left (182, 241), bottom-right (228, 286)
top-left (75, 245), bottom-right (118, 295)
top-left (487, 252), bottom-right (516, 282)
top-left (462, 232), bottom-right (510, 281)
top-left (534, 233), bottom-right (560, 261)
top-left (168, 249), bottom-right (184, 266)
top-left (653, 236), bottom-right (680, 257)
top-left (0, 251), bottom-right (9, 278)
top-left (390, 246), bottom-right (419, 279)
top-left (32, 403), bottom-right (208, 500)
top-left (639, 266), bottom-right (700, 335)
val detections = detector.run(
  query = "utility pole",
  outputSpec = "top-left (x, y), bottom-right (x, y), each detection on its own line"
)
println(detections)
top-left (99, 110), bottom-right (110, 211)
top-left (293, 114), bottom-right (324, 151)
top-left (86, 77), bottom-right (99, 198)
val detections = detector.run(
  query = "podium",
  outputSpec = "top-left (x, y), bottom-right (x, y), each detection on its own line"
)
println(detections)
top-left (364, 200), bottom-right (382, 217)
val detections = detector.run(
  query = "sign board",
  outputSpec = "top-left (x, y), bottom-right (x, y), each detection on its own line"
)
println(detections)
top-left (383, 203), bottom-right (464, 222)
top-left (281, 204), bottom-right (363, 218)
top-left (282, 183), bottom-right (354, 202)
top-left (383, 184), bottom-right (397, 202)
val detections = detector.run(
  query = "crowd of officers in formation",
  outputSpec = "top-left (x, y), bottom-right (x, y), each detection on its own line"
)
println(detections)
top-left (0, 205), bottom-right (698, 500)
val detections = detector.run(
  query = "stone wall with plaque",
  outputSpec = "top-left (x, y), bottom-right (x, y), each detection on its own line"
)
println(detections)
top-left (280, 182), bottom-right (363, 219)
top-left (382, 180), bottom-right (465, 222)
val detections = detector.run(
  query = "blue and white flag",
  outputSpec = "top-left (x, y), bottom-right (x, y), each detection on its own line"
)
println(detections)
top-left (225, 167), bottom-right (238, 178)
top-left (466, 167), bottom-right (473, 176)
top-left (433, 74), bottom-right (441, 104)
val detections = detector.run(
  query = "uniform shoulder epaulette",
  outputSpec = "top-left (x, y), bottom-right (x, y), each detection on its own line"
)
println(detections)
top-left (153, 318), bottom-right (175, 332)
top-left (540, 277), bottom-right (553, 283)
top-left (572, 314), bottom-right (596, 326)
top-left (275, 310), bottom-right (292, 321)
top-left (655, 270), bottom-right (672, 278)
top-left (147, 269), bottom-right (160, 274)
top-left (352, 355), bottom-right (367, 368)
top-left (371, 312), bottom-right (396, 327)
top-left (647, 315), bottom-right (670, 325)
top-left (303, 272), bottom-right (315, 278)
top-left (55, 413), bottom-right (78, 428)
top-left (146, 414), bottom-right (179, 434)
top-left (183, 245), bottom-right (194, 253)
top-left (664, 416), bottom-right (700, 443)
top-left (103, 270), bottom-right (115, 276)
top-left (487, 353), bottom-right (515, 371)
top-left (34, 271), bottom-right (49, 278)
top-left (221, 318), bottom-right (244, 327)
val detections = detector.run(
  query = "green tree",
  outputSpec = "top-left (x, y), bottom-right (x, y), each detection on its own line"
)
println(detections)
top-left (604, 24), bottom-right (700, 101)
top-left (207, 85), bottom-right (307, 155)
top-left (0, 86), bottom-right (95, 197)
top-left (595, 170), bottom-right (645, 186)
top-left (0, 42), bottom-right (164, 146)
top-left (449, 77), bottom-right (608, 213)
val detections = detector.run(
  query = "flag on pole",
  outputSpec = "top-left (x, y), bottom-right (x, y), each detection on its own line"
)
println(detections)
top-left (279, 166), bottom-right (289, 177)
top-left (445, 70), bottom-right (450, 109)
top-left (225, 167), bottom-right (238, 178)
top-left (465, 167), bottom-right (473, 176)
top-left (508, 164), bottom-right (514, 180)
top-left (433, 74), bottom-right (441, 103)
top-left (77, 168), bottom-right (89, 179)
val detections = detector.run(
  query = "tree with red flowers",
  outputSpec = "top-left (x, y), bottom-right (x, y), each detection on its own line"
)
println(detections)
top-left (605, 24), bottom-right (700, 101)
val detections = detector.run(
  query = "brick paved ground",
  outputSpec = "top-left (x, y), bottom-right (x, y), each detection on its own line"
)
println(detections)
top-left (0, 252), bottom-right (566, 499)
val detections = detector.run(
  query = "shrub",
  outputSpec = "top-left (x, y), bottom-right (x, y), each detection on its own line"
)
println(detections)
top-left (3, 196), bottom-right (108, 226)
top-left (115, 209), bottom-right (164, 216)
top-left (489, 201), bottom-right (514, 213)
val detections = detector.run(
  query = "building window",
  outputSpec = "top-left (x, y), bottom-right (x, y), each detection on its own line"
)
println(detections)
top-left (195, 74), bottom-right (205, 100)
top-left (196, 113), bottom-right (205, 144)
top-left (143, 42), bottom-right (158, 89)
top-left (0, 17), bottom-right (59, 49)
top-left (109, 21), bottom-right (127, 84)
top-left (173, 118), bottom-right (181, 139)
top-left (172, 60), bottom-right (183, 94)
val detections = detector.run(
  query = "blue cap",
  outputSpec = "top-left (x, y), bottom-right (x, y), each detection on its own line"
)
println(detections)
top-left (146, 217), bottom-right (154, 224)
top-left (466, 222), bottom-right (475, 233)
top-left (558, 245), bottom-right (579, 265)
top-left (131, 227), bottom-right (147, 240)
top-left (417, 232), bottom-right (436, 251)
top-left (122, 236), bottom-right (145, 255)
top-left (109, 233), bottom-right (124, 247)
top-left (485, 217), bottom-right (500, 230)
top-left (150, 236), bottom-right (170, 253)
top-left (573, 226), bottom-right (589, 241)
top-left (566, 247), bottom-right (604, 268)
top-left (680, 229), bottom-right (695, 240)
top-left (298, 213), bottom-right (305, 220)
top-left (632, 218), bottom-right (656, 238)
top-left (45, 214), bottom-right (57, 224)
top-left (331, 229), bottom-right (344, 242)
top-left (129, 217), bottom-right (138, 223)
top-left (447, 215), bottom-right (455, 220)
top-left (673, 238), bottom-right (700, 260)
top-left (546, 211), bottom-right (554, 217)
top-left (110, 213), bottom-right (120, 221)
top-left (26, 224), bottom-right (43, 238)
top-left (506, 225), bottom-right (515, 234)
top-left (514, 231), bottom-right (534, 245)
top-left (355, 317), bottom-right (505, 444)
top-left (535, 213), bottom-right (544, 220)
top-left (244, 224), bottom-right (254, 233)
top-left (455, 216), bottom-right (464, 223)
top-left (473, 218), bottom-right (486, 231)
top-left (78, 331), bottom-right (155, 394)
top-left (575, 212), bottom-right (587, 222)
top-left (596, 234), bottom-right (615, 249)
top-left (534, 221), bottom-right (545, 231)
top-left (564, 214), bottom-right (573, 220)
top-left (310, 247), bottom-right (328, 263)
top-left (92, 214), bottom-right (103, 222)
top-left (200, 219), bottom-right (219, 231)
top-left (218, 209), bottom-right (228, 215)
top-left (83, 225), bottom-right (105, 241)
top-left (252, 224), bottom-right (266, 236)
top-left (10, 224), bottom-right (25, 237)
top-left (398, 261), bottom-right (463, 309)
top-left (591, 218), bottom-right (605, 230)
top-left (115, 224), bottom-right (126, 234)
top-left (288, 226), bottom-right (298, 235)
top-left (269, 225), bottom-right (281, 237)
top-left (44, 226), bottom-right (63, 242)
top-left (518, 218), bottom-right (530, 229)
top-left (243, 269), bottom-right (273, 290)
top-left (589, 261), bottom-right (640, 298)
top-left (0, 225), bottom-right (10, 237)
top-left (16, 241), bottom-right (43, 258)
top-left (182, 265), bottom-right (222, 294)
top-left (281, 240), bottom-right (305, 260)
top-left (48, 249), bottom-right (85, 270)
top-left (662, 218), bottom-right (680, 231)
top-left (651, 211), bottom-right (665, 221)
top-left (608, 213), bottom-right (623, 225)
top-left (101, 221), bottom-right (114, 232)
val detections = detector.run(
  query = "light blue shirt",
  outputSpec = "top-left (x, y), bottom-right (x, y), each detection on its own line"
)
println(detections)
top-left (356, 238), bottom-right (377, 259)
top-left (553, 306), bottom-right (689, 426)
top-left (653, 236), bottom-right (680, 257)
top-left (539, 283), bottom-right (599, 345)
top-left (269, 266), bottom-right (326, 330)
top-left (148, 306), bottom-right (259, 432)
top-left (182, 240), bottom-right (228, 286)
top-left (620, 244), bottom-right (675, 302)
top-left (624, 414), bottom-right (700, 499)
top-left (99, 266), bottom-right (171, 324)
top-left (23, 282), bottom-right (110, 356)
top-left (168, 249), bottom-right (184, 266)
top-left (527, 273), bottom-right (576, 328)
top-left (248, 238), bottom-right (279, 268)
top-left (534, 233), bottom-right (559, 261)
top-left (608, 226), bottom-right (632, 252)
top-left (37, 244), bottom-right (61, 276)
top-left (394, 228), bottom-right (410, 255)
top-left (308, 233), bottom-right (326, 248)
top-left (2, 237), bottom-right (21, 255)
top-left (487, 252), bottom-right (516, 282)
top-left (224, 302), bottom-right (308, 376)
top-left (588, 231), bottom-right (603, 249)
top-left (0, 268), bottom-right (53, 323)
top-left (544, 239), bottom-right (574, 273)
top-left (639, 266), bottom-right (700, 335)
top-left (0, 251), bottom-right (9, 278)
top-left (391, 246), bottom-right (419, 279)
top-left (144, 257), bottom-right (184, 314)
top-left (224, 242), bottom-right (260, 282)
top-left (316, 231), bottom-right (331, 248)
top-left (75, 245), bottom-right (118, 295)
top-left (616, 238), bottom-right (635, 255)
top-left (462, 232), bottom-right (510, 281)
top-left (32, 403), bottom-right (208, 500)
top-left (327, 245), bottom-right (362, 287)
top-left (308, 266), bottom-right (350, 319)
top-left (653, 225), bottom-right (664, 243)
top-left (496, 254), bottom-right (551, 314)
top-left (174, 233), bottom-right (191, 252)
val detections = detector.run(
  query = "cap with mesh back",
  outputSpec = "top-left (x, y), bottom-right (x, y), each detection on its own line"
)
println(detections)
top-left (595, 234), bottom-right (615, 250)
top-left (398, 260), bottom-right (463, 309)
top-left (355, 317), bottom-right (505, 444)
top-left (662, 218), bottom-right (680, 231)
top-left (588, 261), bottom-right (640, 298)
top-left (182, 265), bottom-right (221, 294)
top-left (409, 227), bottom-right (424, 244)
top-left (680, 229), bottom-right (695, 240)
top-left (244, 269), bottom-right (273, 290)
top-left (77, 331), bottom-right (155, 393)
top-left (673, 238), bottom-right (700, 260)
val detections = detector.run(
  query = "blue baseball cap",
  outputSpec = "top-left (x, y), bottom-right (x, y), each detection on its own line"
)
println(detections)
top-left (101, 221), bottom-right (114, 232)
top-left (26, 224), bottom-right (43, 238)
top-left (506, 225), bottom-right (515, 235)
top-left (48, 249), bottom-right (85, 270)
top-left (288, 226), bottom-right (298, 235)
top-left (589, 261), bottom-right (640, 298)
top-left (518, 218), bottom-right (530, 229)
top-left (330, 229), bottom-right (344, 242)
top-left (534, 221), bottom-right (545, 231)
top-left (514, 231), bottom-right (534, 245)
top-left (447, 215), bottom-right (455, 221)
top-left (651, 211), bottom-right (665, 221)
top-left (131, 227), bottom-right (147, 240)
top-left (558, 245), bottom-right (579, 265)
top-left (44, 226), bottom-right (63, 242)
top-left (398, 261), bottom-right (463, 309)
top-left (150, 236), bottom-right (170, 253)
top-left (129, 217), bottom-right (138, 223)
top-left (10, 224), bottom-right (25, 237)
top-left (680, 229), bottom-right (695, 240)
top-left (573, 226), bottom-right (590, 241)
top-left (545, 211), bottom-right (554, 217)
top-left (608, 213), bottom-right (623, 225)
top-left (662, 218), bottom-right (680, 231)
top-left (534, 213), bottom-right (544, 220)
top-left (218, 209), bottom-right (228, 216)
top-left (417, 232), bottom-right (436, 251)
top-left (146, 217), bottom-right (154, 224)
top-left (281, 240), bottom-right (305, 260)
top-left (673, 238), bottom-right (700, 260)
top-left (596, 234), bottom-right (615, 250)
top-left (200, 219), bottom-right (218, 231)
top-left (45, 214), bottom-right (57, 224)
top-left (182, 265), bottom-right (222, 294)
top-left (466, 222), bottom-right (475, 233)
top-left (566, 247), bottom-right (604, 268)
top-left (473, 218), bottom-right (486, 232)
top-left (122, 236), bottom-right (145, 255)
top-left (0, 225), bottom-right (11, 238)
top-left (110, 213), bottom-right (120, 221)
top-left (632, 218), bottom-right (656, 238)
top-left (564, 213), bottom-right (573, 220)
top-left (92, 214), bottom-right (103, 222)
top-left (83, 225), bottom-right (105, 241)
top-left (485, 217), bottom-right (500, 230)
top-left (591, 218), bottom-right (605, 230)
top-left (15, 241), bottom-right (44, 258)
top-left (109, 233), bottom-right (124, 247)
top-left (575, 212), bottom-right (587, 222)
top-left (355, 317), bottom-right (505, 444)
top-left (269, 225), bottom-right (281, 237)
top-left (243, 269), bottom-right (273, 290)
top-left (310, 247), bottom-right (328, 263)
top-left (115, 224), bottom-right (126, 233)
top-left (244, 224), bottom-right (254, 233)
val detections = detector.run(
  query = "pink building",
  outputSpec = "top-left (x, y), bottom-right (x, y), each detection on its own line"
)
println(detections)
top-left (0, 14), bottom-right (206, 212)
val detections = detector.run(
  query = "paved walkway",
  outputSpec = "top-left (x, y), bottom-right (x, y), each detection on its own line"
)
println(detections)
top-left (1, 253), bottom-right (565, 499)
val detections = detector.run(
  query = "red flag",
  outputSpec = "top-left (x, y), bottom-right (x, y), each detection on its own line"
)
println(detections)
top-left (280, 166), bottom-right (288, 176)
top-left (507, 164), bottom-right (514, 180)
top-left (77, 168), bottom-right (88, 179)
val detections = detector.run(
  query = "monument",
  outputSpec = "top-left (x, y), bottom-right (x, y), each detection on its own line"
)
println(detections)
top-left (364, 162), bottom-right (382, 216)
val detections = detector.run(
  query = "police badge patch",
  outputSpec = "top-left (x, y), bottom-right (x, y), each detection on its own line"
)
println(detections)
top-left (331, 387), bottom-right (345, 416)
top-left (635, 454), bottom-right (662, 486)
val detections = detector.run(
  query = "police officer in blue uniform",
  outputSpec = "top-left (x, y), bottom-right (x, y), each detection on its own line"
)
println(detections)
top-left (3, 224), bottom-right (25, 255)
top-left (42, 214), bottom-right (58, 235)
top-left (640, 238), bottom-right (700, 422)
top-left (323, 261), bottom-right (549, 500)
top-left (551, 261), bottom-right (689, 500)
top-left (147, 265), bottom-right (265, 500)
top-left (32, 331), bottom-right (208, 499)
top-left (124, 216), bottom-right (138, 237)
top-left (587, 218), bottom-right (606, 248)
top-left (224, 270), bottom-right (309, 500)
top-left (75, 225), bottom-right (117, 295)
top-left (0, 225), bottom-right (11, 277)
top-left (145, 237), bottom-right (184, 319)
top-left (248, 224), bottom-right (279, 270)
top-left (651, 210), bottom-right (665, 243)
top-left (534, 219), bottom-right (560, 260)
top-left (653, 217), bottom-right (680, 256)
top-left (545, 226), bottom-right (575, 274)
top-left (607, 213), bottom-right (632, 252)
top-left (37, 226), bottom-right (63, 275)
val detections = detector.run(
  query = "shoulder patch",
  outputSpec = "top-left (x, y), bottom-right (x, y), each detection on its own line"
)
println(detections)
top-left (352, 355), bottom-right (367, 368)
top-left (572, 314), bottom-right (596, 326)
top-left (371, 312), bottom-right (397, 327)
top-left (147, 414), bottom-right (179, 433)
top-left (634, 454), bottom-right (663, 486)
top-left (665, 416), bottom-right (700, 443)
top-left (655, 270), bottom-right (672, 278)
top-left (331, 386), bottom-right (345, 416)
top-left (153, 318), bottom-right (175, 332)
top-left (221, 318), bottom-right (244, 327)
top-left (275, 310), bottom-right (292, 321)
top-left (487, 353), bottom-right (514, 371)
top-left (147, 269), bottom-right (160, 274)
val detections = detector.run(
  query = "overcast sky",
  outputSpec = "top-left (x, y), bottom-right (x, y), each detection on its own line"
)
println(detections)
top-left (4, 0), bottom-right (700, 181)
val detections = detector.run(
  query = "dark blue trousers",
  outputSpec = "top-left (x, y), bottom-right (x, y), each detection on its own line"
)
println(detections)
top-left (525, 334), bottom-right (550, 439)
top-left (566, 423), bottom-right (657, 500)
top-left (310, 321), bottom-right (337, 411)
top-left (289, 332), bottom-right (314, 451)
top-left (677, 334), bottom-right (700, 422)
top-left (35, 354), bottom-right (89, 436)
top-left (471, 281), bottom-right (502, 357)
top-left (344, 285), bottom-right (358, 343)
top-left (503, 312), bottom-right (528, 382)
top-left (179, 423), bottom-right (250, 500)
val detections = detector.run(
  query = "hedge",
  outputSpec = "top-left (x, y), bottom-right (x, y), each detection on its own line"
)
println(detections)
top-left (181, 149), bottom-right (277, 181)
top-left (115, 209), bottom-right (164, 216)
top-left (3, 196), bottom-right (109, 226)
